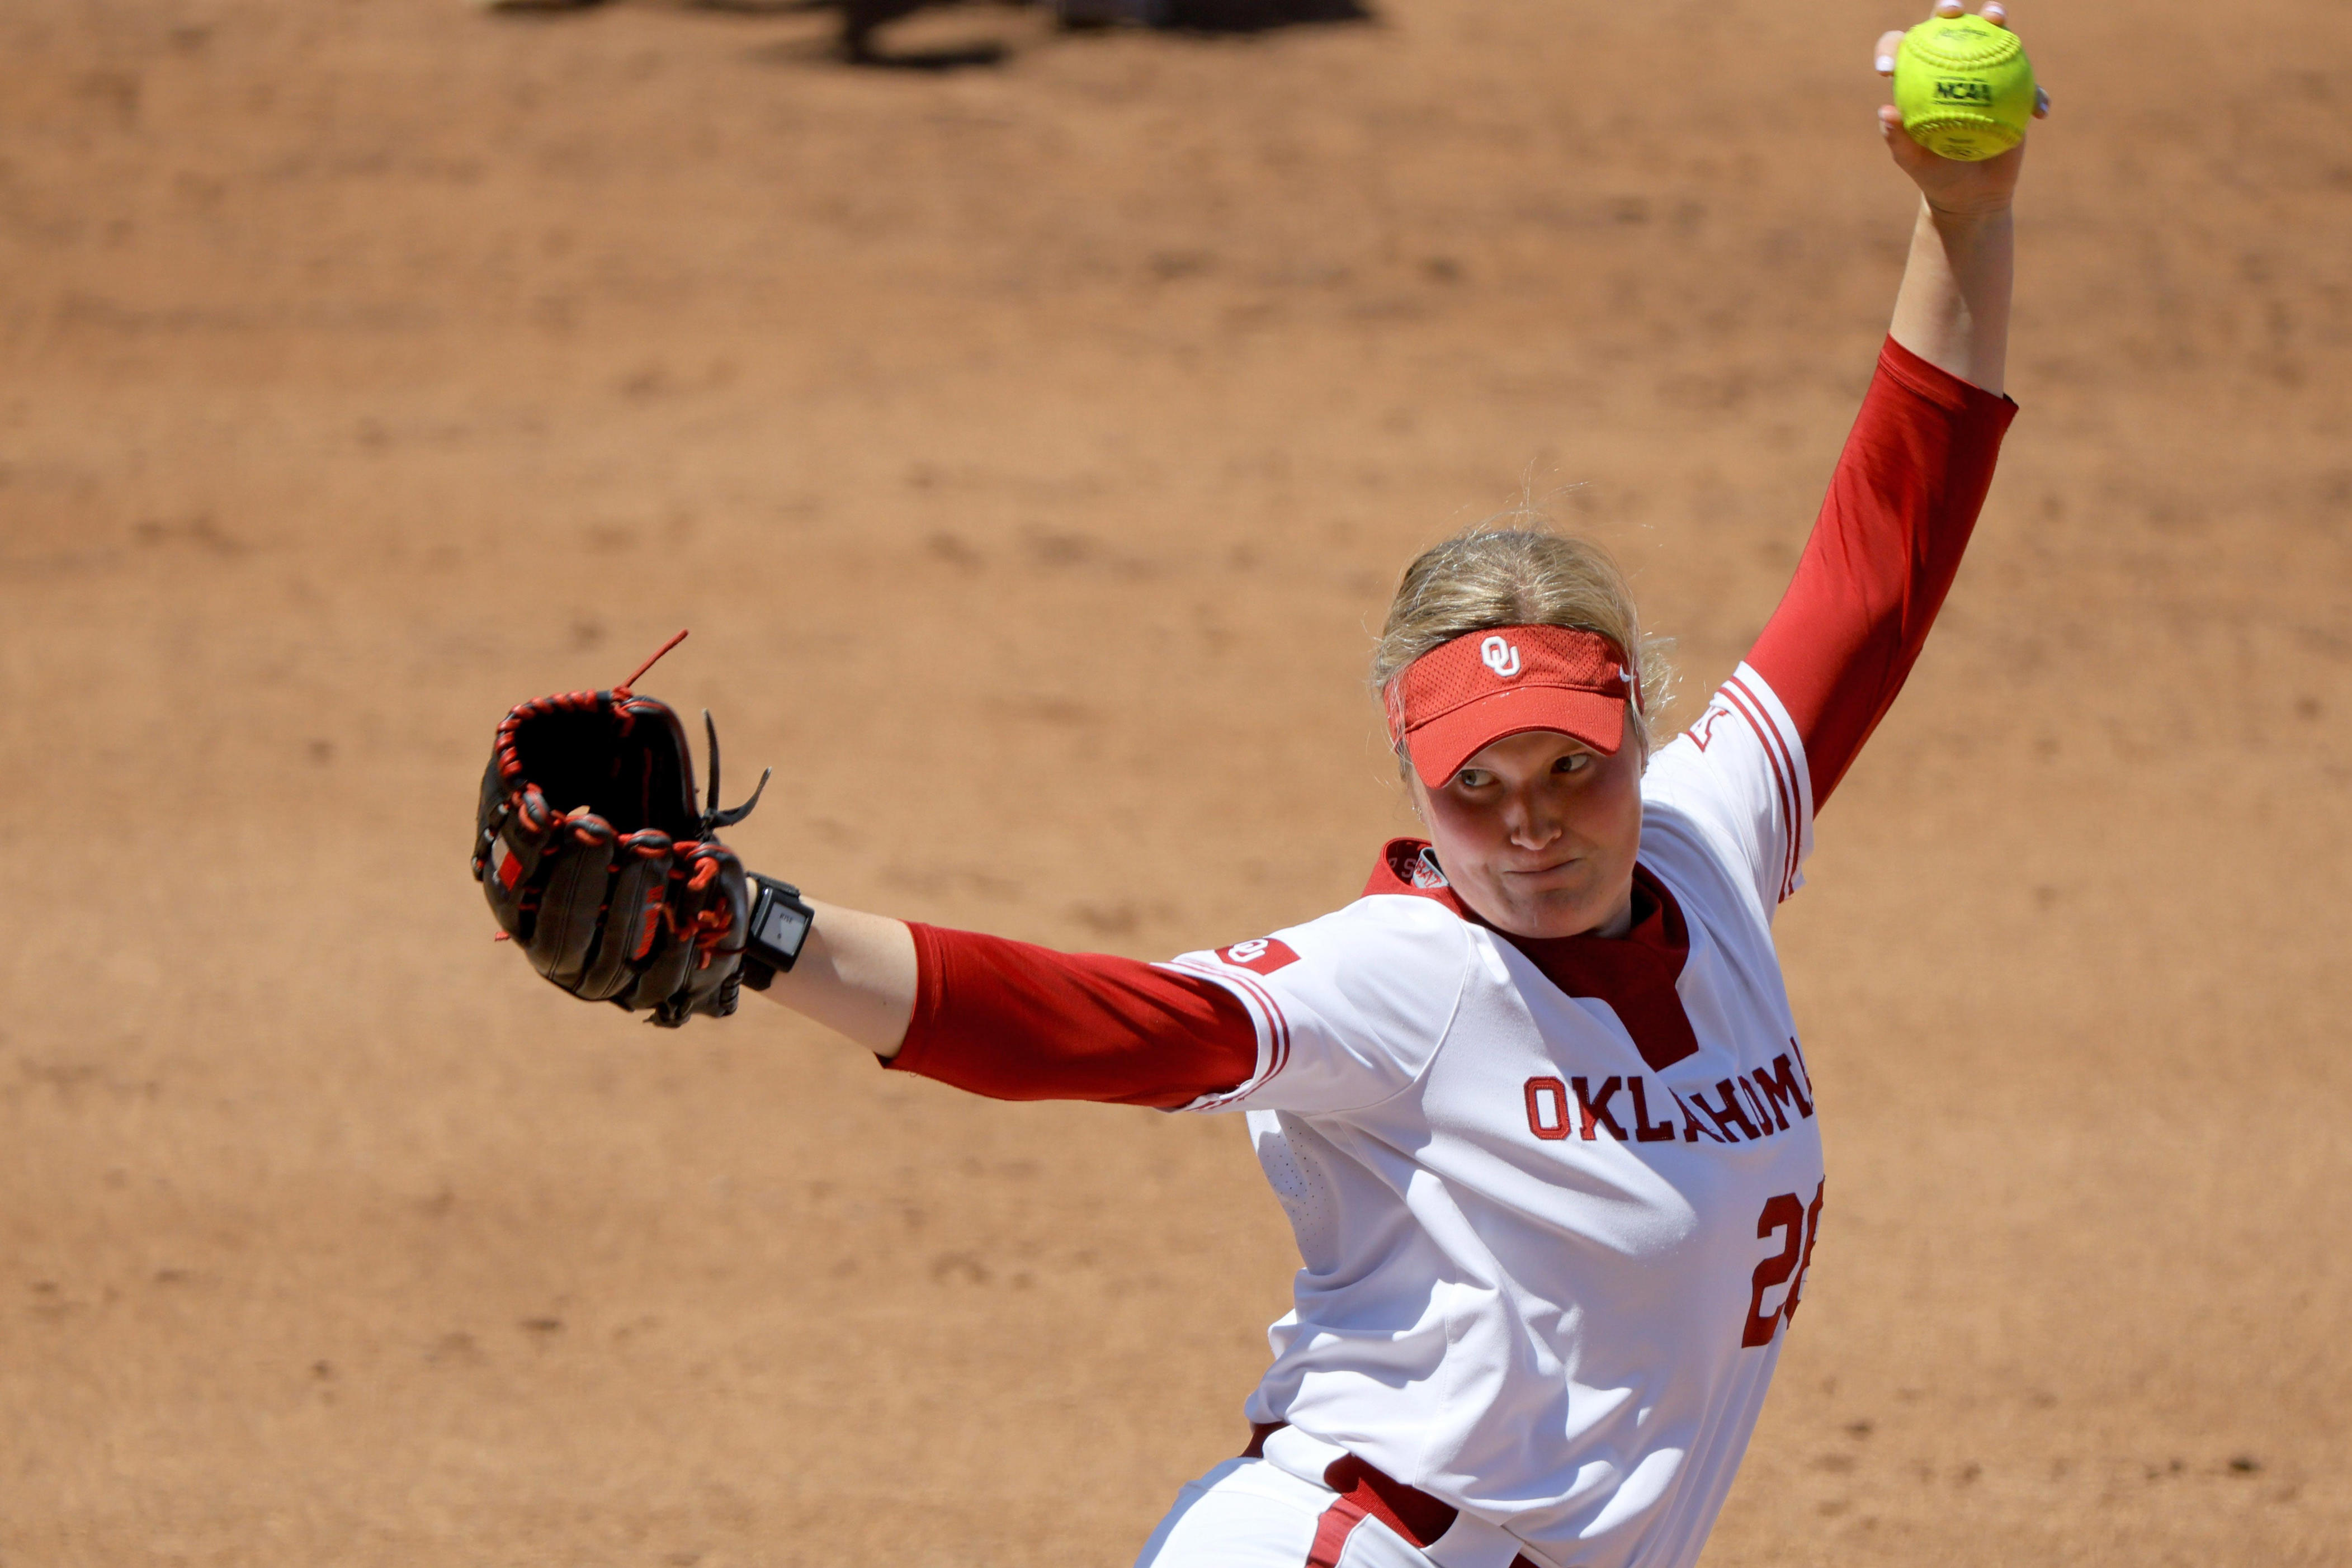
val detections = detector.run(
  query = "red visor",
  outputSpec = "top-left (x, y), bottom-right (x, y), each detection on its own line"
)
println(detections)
top-left (1384, 624), bottom-right (1637, 788)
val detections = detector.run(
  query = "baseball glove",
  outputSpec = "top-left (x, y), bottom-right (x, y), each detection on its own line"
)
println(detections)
top-left (471, 632), bottom-right (770, 1028)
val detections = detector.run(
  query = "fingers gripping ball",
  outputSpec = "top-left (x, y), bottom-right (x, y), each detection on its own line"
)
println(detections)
top-left (473, 660), bottom-right (769, 1028)
top-left (1893, 13), bottom-right (2035, 161)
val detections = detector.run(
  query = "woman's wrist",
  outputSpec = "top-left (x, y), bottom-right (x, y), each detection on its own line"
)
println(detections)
top-left (1922, 195), bottom-right (2013, 227)
top-left (1889, 195), bottom-right (2014, 397)
top-left (751, 900), bottom-right (919, 1057)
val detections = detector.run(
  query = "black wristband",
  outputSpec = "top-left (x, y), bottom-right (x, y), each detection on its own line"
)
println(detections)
top-left (740, 873), bottom-right (816, 990)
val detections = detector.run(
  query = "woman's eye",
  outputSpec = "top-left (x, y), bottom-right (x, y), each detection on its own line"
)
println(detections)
top-left (1554, 753), bottom-right (1590, 774)
top-left (1455, 769), bottom-right (1493, 788)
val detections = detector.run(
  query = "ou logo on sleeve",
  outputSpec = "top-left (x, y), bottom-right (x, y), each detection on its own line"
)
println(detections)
top-left (1480, 635), bottom-right (1522, 679)
top-left (1217, 937), bottom-right (1301, 975)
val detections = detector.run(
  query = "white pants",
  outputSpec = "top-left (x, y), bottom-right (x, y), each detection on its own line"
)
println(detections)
top-left (1132, 1458), bottom-right (1444, 1568)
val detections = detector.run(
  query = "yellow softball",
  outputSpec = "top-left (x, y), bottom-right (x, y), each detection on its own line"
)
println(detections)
top-left (1892, 12), bottom-right (2036, 162)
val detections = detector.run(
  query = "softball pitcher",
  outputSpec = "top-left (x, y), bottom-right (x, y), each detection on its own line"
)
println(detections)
top-left (475, 8), bottom-right (2039, 1564)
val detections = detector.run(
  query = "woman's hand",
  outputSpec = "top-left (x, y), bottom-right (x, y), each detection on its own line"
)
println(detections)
top-left (1874, 0), bottom-right (2048, 218)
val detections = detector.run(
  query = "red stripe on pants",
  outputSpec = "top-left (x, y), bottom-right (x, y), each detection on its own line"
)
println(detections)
top-left (1305, 1496), bottom-right (1370, 1568)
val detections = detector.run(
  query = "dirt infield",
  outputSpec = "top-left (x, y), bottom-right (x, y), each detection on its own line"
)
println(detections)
top-left (3, 1), bottom-right (2346, 1564)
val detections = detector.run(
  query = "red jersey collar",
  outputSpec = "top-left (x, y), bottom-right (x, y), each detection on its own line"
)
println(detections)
top-left (1362, 837), bottom-right (1700, 1071)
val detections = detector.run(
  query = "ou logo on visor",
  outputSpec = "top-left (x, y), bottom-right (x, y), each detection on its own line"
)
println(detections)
top-left (1480, 635), bottom-right (1523, 679)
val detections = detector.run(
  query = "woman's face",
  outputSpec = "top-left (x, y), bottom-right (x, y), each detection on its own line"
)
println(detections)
top-left (1409, 714), bottom-right (1643, 940)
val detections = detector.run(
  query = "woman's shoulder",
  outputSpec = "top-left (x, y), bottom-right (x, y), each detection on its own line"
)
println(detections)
top-left (1636, 803), bottom-right (1784, 943)
top-left (1226, 886), bottom-right (1476, 985)
top-left (1171, 866), bottom-right (1478, 1059)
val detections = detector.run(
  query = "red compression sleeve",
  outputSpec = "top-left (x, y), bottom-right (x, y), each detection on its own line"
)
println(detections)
top-left (1746, 336), bottom-right (2018, 808)
top-left (886, 924), bottom-right (1262, 1109)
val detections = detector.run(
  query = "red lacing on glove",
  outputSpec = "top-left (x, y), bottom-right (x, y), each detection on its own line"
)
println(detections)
top-left (614, 629), bottom-right (688, 698)
top-left (669, 841), bottom-right (737, 968)
top-left (618, 829), bottom-right (673, 860)
top-left (566, 806), bottom-right (616, 847)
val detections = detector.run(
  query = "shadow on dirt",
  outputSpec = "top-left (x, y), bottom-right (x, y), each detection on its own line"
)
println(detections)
top-left (487, 0), bottom-right (1371, 71)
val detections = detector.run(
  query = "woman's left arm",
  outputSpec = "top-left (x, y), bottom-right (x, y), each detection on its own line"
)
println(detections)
top-left (1736, 2), bottom-right (2042, 812)
top-left (1879, 0), bottom-right (2045, 392)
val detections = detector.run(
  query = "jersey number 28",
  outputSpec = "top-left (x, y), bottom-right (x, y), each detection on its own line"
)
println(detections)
top-left (1741, 1182), bottom-right (1825, 1348)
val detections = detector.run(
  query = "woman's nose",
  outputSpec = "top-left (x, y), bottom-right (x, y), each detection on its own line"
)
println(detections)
top-left (1504, 786), bottom-right (1562, 849)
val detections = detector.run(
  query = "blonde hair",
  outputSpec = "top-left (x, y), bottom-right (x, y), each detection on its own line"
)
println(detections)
top-left (1372, 514), bottom-right (1676, 758)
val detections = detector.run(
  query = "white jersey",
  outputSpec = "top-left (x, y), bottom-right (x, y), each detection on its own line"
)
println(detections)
top-left (1164, 663), bottom-right (1825, 1568)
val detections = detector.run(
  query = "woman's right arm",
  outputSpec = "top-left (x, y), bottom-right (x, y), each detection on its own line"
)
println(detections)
top-left (753, 901), bottom-right (1265, 1106)
top-left (1736, 3), bottom-right (2032, 810)
top-left (755, 899), bottom-right (920, 1057)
